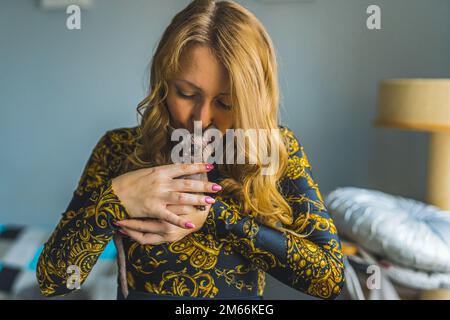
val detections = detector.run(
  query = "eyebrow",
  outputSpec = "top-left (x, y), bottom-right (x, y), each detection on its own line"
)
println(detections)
top-left (175, 78), bottom-right (230, 96)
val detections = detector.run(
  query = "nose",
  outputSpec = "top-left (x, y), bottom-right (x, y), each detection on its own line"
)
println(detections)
top-left (191, 99), bottom-right (214, 131)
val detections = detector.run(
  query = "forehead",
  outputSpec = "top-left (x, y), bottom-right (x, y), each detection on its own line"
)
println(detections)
top-left (177, 44), bottom-right (229, 93)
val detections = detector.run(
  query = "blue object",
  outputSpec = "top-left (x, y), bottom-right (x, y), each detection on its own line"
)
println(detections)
top-left (99, 240), bottom-right (117, 260)
top-left (28, 245), bottom-right (44, 271)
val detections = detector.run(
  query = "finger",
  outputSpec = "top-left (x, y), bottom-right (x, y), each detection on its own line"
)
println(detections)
top-left (167, 192), bottom-right (215, 206)
top-left (158, 163), bottom-right (213, 179)
top-left (167, 204), bottom-right (197, 215)
top-left (116, 219), bottom-right (163, 234)
top-left (118, 227), bottom-right (143, 242)
top-left (120, 227), bottom-right (166, 246)
top-left (170, 179), bottom-right (222, 193)
top-left (159, 207), bottom-right (196, 229)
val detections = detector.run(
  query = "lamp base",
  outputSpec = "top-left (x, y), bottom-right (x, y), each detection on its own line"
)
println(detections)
top-left (427, 132), bottom-right (450, 210)
top-left (422, 132), bottom-right (450, 300)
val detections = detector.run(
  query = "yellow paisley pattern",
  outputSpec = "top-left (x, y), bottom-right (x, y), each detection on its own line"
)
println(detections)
top-left (144, 268), bottom-right (218, 298)
top-left (287, 236), bottom-right (344, 298)
top-left (36, 126), bottom-right (345, 299)
top-left (281, 126), bottom-right (300, 155)
top-left (36, 180), bottom-right (128, 296)
top-left (127, 242), bottom-right (168, 275)
top-left (214, 264), bottom-right (254, 292)
top-left (168, 233), bottom-right (220, 270)
top-left (292, 213), bottom-right (338, 235)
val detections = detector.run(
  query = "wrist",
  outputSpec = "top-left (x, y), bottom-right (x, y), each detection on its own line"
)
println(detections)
top-left (108, 178), bottom-right (131, 220)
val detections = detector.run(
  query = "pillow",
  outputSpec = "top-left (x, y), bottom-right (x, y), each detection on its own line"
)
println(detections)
top-left (380, 260), bottom-right (450, 290)
top-left (325, 187), bottom-right (450, 273)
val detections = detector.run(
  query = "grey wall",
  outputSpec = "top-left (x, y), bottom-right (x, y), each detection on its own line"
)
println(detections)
top-left (0, 0), bottom-right (449, 299)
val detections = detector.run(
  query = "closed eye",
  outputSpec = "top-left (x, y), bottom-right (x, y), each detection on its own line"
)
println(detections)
top-left (176, 88), bottom-right (196, 99)
top-left (216, 99), bottom-right (232, 110)
top-left (175, 86), bottom-right (231, 110)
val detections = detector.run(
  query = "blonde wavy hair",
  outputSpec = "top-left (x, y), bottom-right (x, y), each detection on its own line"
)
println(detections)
top-left (125, 0), bottom-right (309, 235)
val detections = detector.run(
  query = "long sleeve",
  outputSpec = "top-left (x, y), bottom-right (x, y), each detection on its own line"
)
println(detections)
top-left (209, 127), bottom-right (345, 300)
top-left (36, 131), bottom-right (129, 297)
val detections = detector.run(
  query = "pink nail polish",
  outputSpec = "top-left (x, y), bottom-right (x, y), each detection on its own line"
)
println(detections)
top-left (185, 222), bottom-right (196, 229)
top-left (212, 184), bottom-right (222, 191)
top-left (205, 196), bottom-right (215, 204)
top-left (205, 163), bottom-right (214, 171)
top-left (118, 229), bottom-right (128, 235)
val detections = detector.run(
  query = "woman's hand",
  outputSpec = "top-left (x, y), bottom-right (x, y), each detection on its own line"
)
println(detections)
top-left (113, 203), bottom-right (212, 245)
top-left (111, 163), bottom-right (220, 230)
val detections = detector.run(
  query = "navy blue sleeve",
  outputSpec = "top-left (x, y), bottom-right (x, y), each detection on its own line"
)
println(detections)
top-left (36, 131), bottom-right (129, 297)
top-left (209, 127), bottom-right (346, 300)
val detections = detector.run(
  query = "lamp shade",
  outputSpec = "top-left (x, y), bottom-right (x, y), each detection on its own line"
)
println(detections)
top-left (375, 79), bottom-right (450, 132)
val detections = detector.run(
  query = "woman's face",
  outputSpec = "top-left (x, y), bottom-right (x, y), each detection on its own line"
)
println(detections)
top-left (166, 44), bottom-right (234, 134)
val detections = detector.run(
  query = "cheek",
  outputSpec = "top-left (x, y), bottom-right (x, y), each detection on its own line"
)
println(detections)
top-left (214, 111), bottom-right (234, 132)
top-left (166, 95), bottom-right (191, 123)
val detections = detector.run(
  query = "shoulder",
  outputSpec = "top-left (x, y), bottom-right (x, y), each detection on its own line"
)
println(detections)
top-left (278, 125), bottom-right (301, 156)
top-left (96, 126), bottom-right (140, 155)
top-left (100, 126), bottom-right (142, 169)
top-left (103, 126), bottom-right (141, 152)
top-left (278, 125), bottom-right (314, 181)
top-left (103, 126), bottom-right (141, 143)
top-left (75, 126), bottom-right (141, 196)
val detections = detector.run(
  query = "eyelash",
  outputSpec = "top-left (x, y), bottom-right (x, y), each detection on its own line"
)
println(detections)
top-left (176, 89), bottom-right (231, 110)
top-left (217, 101), bottom-right (232, 110)
top-left (177, 90), bottom-right (195, 99)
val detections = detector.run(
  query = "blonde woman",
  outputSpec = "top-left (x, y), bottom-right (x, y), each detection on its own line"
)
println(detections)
top-left (36, 0), bottom-right (345, 300)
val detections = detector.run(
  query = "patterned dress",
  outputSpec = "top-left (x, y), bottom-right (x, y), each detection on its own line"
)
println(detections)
top-left (36, 126), bottom-right (346, 299)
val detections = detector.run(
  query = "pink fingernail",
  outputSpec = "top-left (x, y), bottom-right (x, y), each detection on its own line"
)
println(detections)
top-left (205, 163), bottom-right (214, 171)
top-left (205, 196), bottom-right (215, 204)
top-left (118, 229), bottom-right (128, 235)
top-left (185, 222), bottom-right (195, 229)
top-left (212, 184), bottom-right (222, 191)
